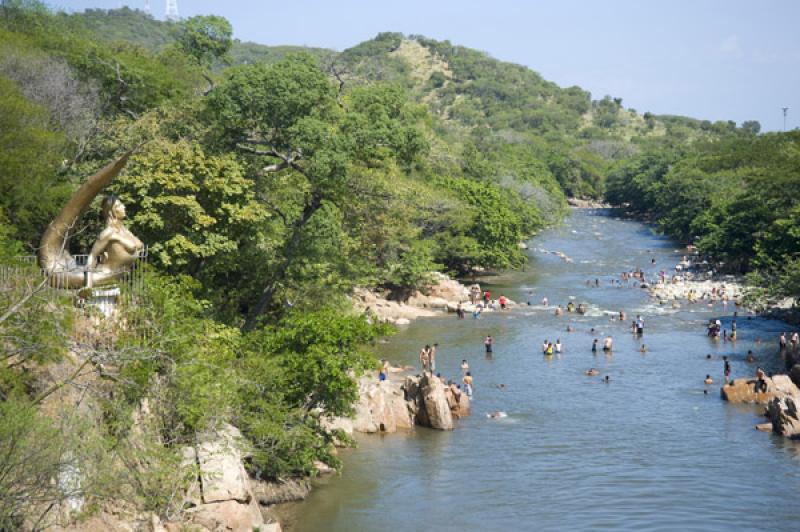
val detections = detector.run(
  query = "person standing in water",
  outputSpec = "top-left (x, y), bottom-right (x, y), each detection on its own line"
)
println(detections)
top-left (484, 335), bottom-right (493, 354)
top-left (592, 339), bottom-right (598, 353)
top-left (463, 372), bottom-right (474, 397)
top-left (461, 359), bottom-right (469, 374)
top-left (603, 336), bottom-right (613, 352)
top-left (723, 356), bottom-right (731, 384)
top-left (429, 343), bottom-right (438, 372)
top-left (419, 345), bottom-right (431, 372)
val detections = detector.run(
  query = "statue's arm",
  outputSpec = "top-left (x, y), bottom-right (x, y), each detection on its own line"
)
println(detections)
top-left (87, 229), bottom-right (115, 268)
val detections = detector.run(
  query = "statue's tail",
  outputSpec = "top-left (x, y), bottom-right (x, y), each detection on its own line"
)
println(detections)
top-left (38, 152), bottom-right (133, 288)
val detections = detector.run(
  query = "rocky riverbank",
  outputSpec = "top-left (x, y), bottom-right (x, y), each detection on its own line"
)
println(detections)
top-left (567, 197), bottom-right (611, 209)
top-left (351, 272), bottom-right (517, 325)
top-left (648, 276), bottom-right (746, 305)
top-left (323, 370), bottom-right (471, 435)
top-left (722, 367), bottom-right (800, 440)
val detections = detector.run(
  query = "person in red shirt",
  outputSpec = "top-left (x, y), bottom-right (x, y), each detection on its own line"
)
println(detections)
top-left (483, 290), bottom-right (491, 306)
top-left (498, 295), bottom-right (508, 310)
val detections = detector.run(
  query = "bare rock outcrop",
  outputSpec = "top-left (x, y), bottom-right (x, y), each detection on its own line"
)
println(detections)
top-left (348, 377), bottom-right (414, 433)
top-left (403, 373), bottom-right (454, 430)
top-left (721, 374), bottom-right (800, 404)
top-left (766, 396), bottom-right (800, 439)
top-left (182, 424), bottom-right (264, 532)
top-left (419, 373), bottom-right (454, 430)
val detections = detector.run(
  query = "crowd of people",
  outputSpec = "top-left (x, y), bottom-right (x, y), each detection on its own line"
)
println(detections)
top-left (376, 252), bottom-right (800, 423)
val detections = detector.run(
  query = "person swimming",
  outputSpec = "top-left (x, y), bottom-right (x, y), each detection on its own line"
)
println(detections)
top-left (585, 368), bottom-right (599, 376)
top-left (487, 411), bottom-right (508, 419)
top-left (704, 374), bottom-right (713, 385)
top-left (639, 344), bottom-right (647, 353)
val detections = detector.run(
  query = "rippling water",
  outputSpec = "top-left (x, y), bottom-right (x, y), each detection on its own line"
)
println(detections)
top-left (284, 209), bottom-right (800, 531)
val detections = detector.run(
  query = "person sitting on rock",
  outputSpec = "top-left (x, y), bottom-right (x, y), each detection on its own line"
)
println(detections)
top-left (755, 367), bottom-right (768, 393)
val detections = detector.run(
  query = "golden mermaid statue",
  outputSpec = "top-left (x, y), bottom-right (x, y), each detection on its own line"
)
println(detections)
top-left (38, 152), bottom-right (143, 289)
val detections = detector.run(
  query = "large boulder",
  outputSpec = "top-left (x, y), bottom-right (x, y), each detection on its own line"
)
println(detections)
top-left (766, 395), bottom-right (800, 438)
top-left (249, 478), bottom-right (311, 506)
top-left (403, 375), bottom-right (426, 426)
top-left (789, 364), bottom-right (800, 388)
top-left (446, 386), bottom-right (471, 418)
top-left (721, 375), bottom-right (800, 404)
top-left (190, 499), bottom-right (264, 532)
top-left (351, 377), bottom-right (413, 433)
top-left (419, 373), bottom-right (454, 430)
top-left (183, 424), bottom-right (264, 532)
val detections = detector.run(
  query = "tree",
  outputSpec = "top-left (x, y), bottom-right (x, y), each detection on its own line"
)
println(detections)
top-left (207, 53), bottom-right (428, 328)
top-left (741, 120), bottom-right (761, 135)
top-left (175, 15), bottom-right (232, 67)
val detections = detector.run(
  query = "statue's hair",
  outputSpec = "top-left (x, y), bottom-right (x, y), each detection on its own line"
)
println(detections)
top-left (101, 195), bottom-right (119, 220)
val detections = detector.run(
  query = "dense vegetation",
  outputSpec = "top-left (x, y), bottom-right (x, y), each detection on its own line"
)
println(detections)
top-left (1, 2), bottom-right (792, 527)
top-left (606, 132), bottom-right (800, 303)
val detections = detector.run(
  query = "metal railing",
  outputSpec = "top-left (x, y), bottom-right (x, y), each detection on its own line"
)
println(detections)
top-left (0, 247), bottom-right (149, 346)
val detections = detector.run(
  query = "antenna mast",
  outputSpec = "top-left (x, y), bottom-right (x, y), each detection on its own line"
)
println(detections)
top-left (165, 0), bottom-right (179, 21)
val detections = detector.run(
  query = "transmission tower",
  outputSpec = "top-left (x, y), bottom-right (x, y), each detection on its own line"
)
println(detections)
top-left (165, 0), bottom-right (179, 21)
top-left (143, 0), bottom-right (151, 14)
top-left (782, 107), bottom-right (789, 132)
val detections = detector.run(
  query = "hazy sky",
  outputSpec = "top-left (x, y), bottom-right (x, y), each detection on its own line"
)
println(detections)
top-left (52, 0), bottom-right (800, 131)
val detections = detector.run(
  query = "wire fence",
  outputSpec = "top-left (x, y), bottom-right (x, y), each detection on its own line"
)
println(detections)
top-left (0, 247), bottom-right (149, 347)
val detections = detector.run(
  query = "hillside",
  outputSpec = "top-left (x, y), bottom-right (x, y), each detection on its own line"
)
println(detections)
top-left (55, 9), bottom-right (764, 199)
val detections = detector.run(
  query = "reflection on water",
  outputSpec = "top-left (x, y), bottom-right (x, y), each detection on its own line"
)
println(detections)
top-left (287, 209), bottom-right (800, 532)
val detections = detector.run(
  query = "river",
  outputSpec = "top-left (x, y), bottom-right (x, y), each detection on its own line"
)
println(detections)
top-left (283, 208), bottom-right (800, 531)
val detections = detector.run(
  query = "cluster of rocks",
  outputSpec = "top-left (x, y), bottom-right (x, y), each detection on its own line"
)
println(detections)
top-left (721, 371), bottom-right (800, 439)
top-left (650, 278), bottom-right (745, 304)
top-left (325, 372), bottom-right (470, 435)
top-left (352, 272), bottom-right (516, 325)
top-left (567, 197), bottom-right (610, 209)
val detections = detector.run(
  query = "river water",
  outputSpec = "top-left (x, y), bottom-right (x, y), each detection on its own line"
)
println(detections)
top-left (285, 208), bottom-right (800, 531)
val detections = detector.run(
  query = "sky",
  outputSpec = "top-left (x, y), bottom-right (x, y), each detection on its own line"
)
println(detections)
top-left (52, 0), bottom-right (800, 132)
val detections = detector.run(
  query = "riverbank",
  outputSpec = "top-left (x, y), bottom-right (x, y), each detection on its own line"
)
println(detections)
top-left (351, 272), bottom-right (517, 324)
